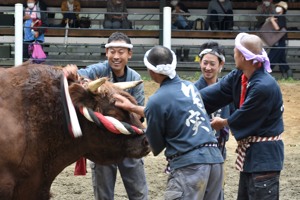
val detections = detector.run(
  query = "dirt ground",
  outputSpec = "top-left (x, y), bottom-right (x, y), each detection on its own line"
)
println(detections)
top-left (51, 80), bottom-right (300, 200)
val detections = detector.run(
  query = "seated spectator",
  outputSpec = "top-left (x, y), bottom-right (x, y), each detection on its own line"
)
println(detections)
top-left (23, 0), bottom-right (48, 60)
top-left (61, 0), bottom-right (81, 28)
top-left (171, 0), bottom-right (193, 29)
top-left (205, 0), bottom-right (233, 30)
top-left (103, 0), bottom-right (132, 29)
top-left (255, 0), bottom-right (275, 29)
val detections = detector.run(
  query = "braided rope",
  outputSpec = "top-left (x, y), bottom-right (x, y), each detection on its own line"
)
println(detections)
top-left (79, 107), bottom-right (144, 135)
top-left (235, 134), bottom-right (282, 171)
top-left (63, 75), bottom-right (82, 138)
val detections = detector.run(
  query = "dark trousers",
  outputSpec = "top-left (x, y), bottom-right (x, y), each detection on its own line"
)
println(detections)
top-left (209, 9), bottom-right (233, 30)
top-left (237, 171), bottom-right (280, 200)
top-left (62, 13), bottom-right (79, 28)
top-left (269, 39), bottom-right (290, 73)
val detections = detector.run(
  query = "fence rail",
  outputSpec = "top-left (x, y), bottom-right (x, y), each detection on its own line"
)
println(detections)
top-left (1, 1), bottom-right (300, 10)
top-left (1, 9), bottom-right (300, 79)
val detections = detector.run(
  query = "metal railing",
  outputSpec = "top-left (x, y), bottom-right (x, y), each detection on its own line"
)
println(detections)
top-left (0, 8), bottom-right (300, 79)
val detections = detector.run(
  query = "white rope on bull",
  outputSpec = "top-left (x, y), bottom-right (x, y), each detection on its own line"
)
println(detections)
top-left (81, 106), bottom-right (144, 135)
top-left (63, 75), bottom-right (82, 137)
top-left (82, 107), bottom-right (131, 135)
top-left (64, 77), bottom-right (143, 136)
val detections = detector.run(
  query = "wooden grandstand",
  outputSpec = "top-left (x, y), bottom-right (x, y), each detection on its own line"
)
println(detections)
top-left (1, 1), bottom-right (300, 79)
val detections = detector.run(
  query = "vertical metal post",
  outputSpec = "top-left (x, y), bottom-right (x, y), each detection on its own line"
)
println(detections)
top-left (163, 7), bottom-right (171, 49)
top-left (14, 3), bottom-right (23, 66)
top-left (159, 0), bottom-right (167, 45)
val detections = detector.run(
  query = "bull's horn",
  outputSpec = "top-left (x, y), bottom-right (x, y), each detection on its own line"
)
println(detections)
top-left (88, 77), bottom-right (106, 93)
top-left (113, 80), bottom-right (143, 90)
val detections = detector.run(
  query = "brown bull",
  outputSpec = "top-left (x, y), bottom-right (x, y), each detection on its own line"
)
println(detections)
top-left (0, 63), bottom-right (150, 200)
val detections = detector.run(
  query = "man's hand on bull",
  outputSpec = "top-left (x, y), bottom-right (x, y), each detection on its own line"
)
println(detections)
top-left (113, 94), bottom-right (145, 117)
top-left (210, 117), bottom-right (228, 132)
top-left (63, 64), bottom-right (79, 81)
top-left (113, 94), bottom-right (135, 110)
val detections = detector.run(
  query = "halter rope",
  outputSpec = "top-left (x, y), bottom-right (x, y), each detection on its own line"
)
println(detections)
top-left (62, 74), bottom-right (144, 138)
top-left (79, 106), bottom-right (144, 135)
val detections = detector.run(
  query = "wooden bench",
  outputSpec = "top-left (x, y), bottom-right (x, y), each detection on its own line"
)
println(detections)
top-left (1, 42), bottom-right (300, 79)
top-left (1, 27), bottom-right (300, 40)
top-left (2, 1), bottom-right (300, 10)
top-left (1, 4), bottom-right (299, 31)
top-left (47, 44), bottom-right (300, 68)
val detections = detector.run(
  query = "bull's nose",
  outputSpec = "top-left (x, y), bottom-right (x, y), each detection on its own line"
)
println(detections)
top-left (143, 137), bottom-right (149, 147)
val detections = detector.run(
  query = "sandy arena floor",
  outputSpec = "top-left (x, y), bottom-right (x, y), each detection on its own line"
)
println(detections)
top-left (51, 80), bottom-right (300, 200)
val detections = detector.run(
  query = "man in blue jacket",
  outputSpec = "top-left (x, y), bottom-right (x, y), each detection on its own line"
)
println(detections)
top-left (71, 32), bottom-right (148, 200)
top-left (200, 32), bottom-right (284, 200)
top-left (114, 45), bottom-right (224, 200)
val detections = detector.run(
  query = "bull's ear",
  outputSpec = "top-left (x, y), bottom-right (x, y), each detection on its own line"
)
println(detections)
top-left (69, 84), bottom-right (93, 106)
top-left (113, 80), bottom-right (143, 90)
top-left (88, 77), bottom-right (107, 93)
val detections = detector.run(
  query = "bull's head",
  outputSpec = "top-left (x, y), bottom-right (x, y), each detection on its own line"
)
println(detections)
top-left (67, 77), bottom-right (150, 164)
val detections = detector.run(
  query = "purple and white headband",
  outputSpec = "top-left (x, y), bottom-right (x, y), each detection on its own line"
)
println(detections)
top-left (235, 32), bottom-right (271, 73)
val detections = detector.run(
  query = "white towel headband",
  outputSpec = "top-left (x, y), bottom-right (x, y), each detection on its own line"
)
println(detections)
top-left (143, 49), bottom-right (177, 79)
top-left (105, 42), bottom-right (133, 49)
top-left (199, 48), bottom-right (226, 62)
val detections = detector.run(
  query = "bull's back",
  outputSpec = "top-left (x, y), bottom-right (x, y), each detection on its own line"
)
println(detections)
top-left (0, 64), bottom-right (63, 117)
top-left (0, 66), bottom-right (28, 105)
top-left (0, 64), bottom-right (64, 179)
top-left (0, 66), bottom-right (29, 151)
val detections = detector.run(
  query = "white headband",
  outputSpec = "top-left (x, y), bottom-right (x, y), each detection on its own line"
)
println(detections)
top-left (105, 42), bottom-right (133, 49)
top-left (199, 48), bottom-right (226, 62)
top-left (143, 49), bottom-right (177, 79)
top-left (235, 32), bottom-right (271, 73)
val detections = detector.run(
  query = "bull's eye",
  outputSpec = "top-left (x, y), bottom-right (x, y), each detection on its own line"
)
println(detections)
top-left (107, 110), bottom-right (117, 116)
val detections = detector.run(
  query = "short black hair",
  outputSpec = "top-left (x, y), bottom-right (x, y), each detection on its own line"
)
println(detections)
top-left (107, 32), bottom-right (132, 45)
top-left (199, 41), bottom-right (225, 63)
top-left (147, 46), bottom-right (173, 66)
